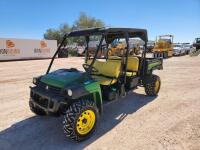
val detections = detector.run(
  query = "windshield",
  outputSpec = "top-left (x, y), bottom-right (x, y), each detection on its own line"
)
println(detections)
top-left (196, 38), bottom-right (200, 43)
top-left (183, 45), bottom-right (190, 48)
top-left (174, 45), bottom-right (181, 47)
top-left (159, 38), bottom-right (171, 43)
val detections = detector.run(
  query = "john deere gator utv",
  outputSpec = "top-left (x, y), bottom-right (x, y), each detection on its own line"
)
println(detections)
top-left (29, 28), bottom-right (163, 142)
top-left (153, 35), bottom-right (174, 58)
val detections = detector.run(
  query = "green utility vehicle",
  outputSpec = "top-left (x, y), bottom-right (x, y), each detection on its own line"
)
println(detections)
top-left (29, 28), bottom-right (163, 142)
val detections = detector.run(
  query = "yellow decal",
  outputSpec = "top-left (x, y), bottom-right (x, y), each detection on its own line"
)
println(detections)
top-left (6, 40), bottom-right (15, 48)
top-left (40, 41), bottom-right (47, 48)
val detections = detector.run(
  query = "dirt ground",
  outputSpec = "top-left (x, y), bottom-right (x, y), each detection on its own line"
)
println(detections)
top-left (0, 55), bottom-right (200, 150)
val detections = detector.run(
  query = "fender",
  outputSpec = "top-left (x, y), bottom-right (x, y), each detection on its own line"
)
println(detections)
top-left (64, 81), bottom-right (103, 113)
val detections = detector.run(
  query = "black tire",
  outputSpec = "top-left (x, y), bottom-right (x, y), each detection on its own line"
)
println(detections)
top-left (63, 99), bottom-right (99, 142)
top-left (29, 101), bottom-right (46, 116)
top-left (160, 52), bottom-right (163, 58)
top-left (144, 75), bottom-right (161, 96)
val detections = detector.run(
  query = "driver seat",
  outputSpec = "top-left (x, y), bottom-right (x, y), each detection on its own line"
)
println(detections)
top-left (87, 60), bottom-right (121, 85)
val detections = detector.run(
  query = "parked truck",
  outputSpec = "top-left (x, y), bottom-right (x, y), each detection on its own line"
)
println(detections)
top-left (0, 38), bottom-right (57, 61)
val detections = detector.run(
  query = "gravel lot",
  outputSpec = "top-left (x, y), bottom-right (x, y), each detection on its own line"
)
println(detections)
top-left (0, 55), bottom-right (200, 150)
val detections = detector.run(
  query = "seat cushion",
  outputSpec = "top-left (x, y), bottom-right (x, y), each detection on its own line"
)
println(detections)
top-left (87, 59), bottom-right (121, 78)
top-left (100, 60), bottom-right (121, 78)
top-left (86, 60), bottom-right (105, 75)
top-left (127, 57), bottom-right (139, 72)
top-left (92, 75), bottom-right (117, 85)
top-left (108, 56), bottom-right (139, 72)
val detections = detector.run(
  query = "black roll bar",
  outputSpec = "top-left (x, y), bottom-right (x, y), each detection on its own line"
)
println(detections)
top-left (85, 36), bottom-right (90, 63)
top-left (46, 34), bottom-right (68, 74)
top-left (141, 40), bottom-right (147, 76)
top-left (87, 34), bottom-right (105, 74)
top-left (123, 32), bottom-right (130, 84)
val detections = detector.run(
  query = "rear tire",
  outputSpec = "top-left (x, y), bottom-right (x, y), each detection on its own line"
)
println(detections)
top-left (63, 99), bottom-right (99, 142)
top-left (29, 101), bottom-right (46, 116)
top-left (144, 75), bottom-right (161, 96)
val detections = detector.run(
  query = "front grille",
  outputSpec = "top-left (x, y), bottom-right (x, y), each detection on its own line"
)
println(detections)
top-left (31, 91), bottom-right (48, 108)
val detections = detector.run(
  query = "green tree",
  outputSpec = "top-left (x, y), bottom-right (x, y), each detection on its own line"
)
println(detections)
top-left (44, 12), bottom-right (105, 45)
top-left (44, 23), bottom-right (71, 46)
top-left (72, 12), bottom-right (105, 30)
top-left (72, 12), bottom-right (105, 45)
top-left (44, 28), bottom-right (61, 45)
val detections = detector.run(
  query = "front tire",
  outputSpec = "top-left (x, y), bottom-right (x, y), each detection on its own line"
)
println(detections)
top-left (63, 99), bottom-right (99, 142)
top-left (144, 75), bottom-right (161, 96)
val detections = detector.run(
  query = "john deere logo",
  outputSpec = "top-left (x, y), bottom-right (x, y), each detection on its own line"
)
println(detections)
top-left (40, 41), bottom-right (47, 48)
top-left (6, 40), bottom-right (15, 48)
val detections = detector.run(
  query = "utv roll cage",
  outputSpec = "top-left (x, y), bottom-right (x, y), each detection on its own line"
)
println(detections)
top-left (46, 27), bottom-right (148, 79)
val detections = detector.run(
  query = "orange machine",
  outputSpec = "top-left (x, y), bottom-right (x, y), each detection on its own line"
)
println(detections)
top-left (107, 42), bottom-right (125, 57)
top-left (153, 35), bottom-right (174, 58)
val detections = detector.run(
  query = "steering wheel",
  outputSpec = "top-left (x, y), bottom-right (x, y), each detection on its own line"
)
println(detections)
top-left (82, 64), bottom-right (98, 73)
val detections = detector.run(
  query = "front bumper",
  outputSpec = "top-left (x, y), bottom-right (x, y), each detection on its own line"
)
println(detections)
top-left (173, 52), bottom-right (180, 56)
top-left (30, 86), bottom-right (67, 114)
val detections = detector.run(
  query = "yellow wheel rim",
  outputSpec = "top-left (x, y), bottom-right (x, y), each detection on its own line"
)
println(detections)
top-left (155, 79), bottom-right (160, 93)
top-left (76, 110), bottom-right (96, 135)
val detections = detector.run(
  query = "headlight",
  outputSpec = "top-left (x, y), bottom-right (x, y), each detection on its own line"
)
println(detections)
top-left (67, 89), bottom-right (73, 96)
top-left (33, 78), bottom-right (37, 85)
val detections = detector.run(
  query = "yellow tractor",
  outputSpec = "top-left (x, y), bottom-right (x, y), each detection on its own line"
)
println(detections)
top-left (107, 39), bottom-right (141, 57)
top-left (129, 43), bottom-right (141, 55)
top-left (153, 35), bottom-right (174, 58)
top-left (107, 40), bottom-right (125, 57)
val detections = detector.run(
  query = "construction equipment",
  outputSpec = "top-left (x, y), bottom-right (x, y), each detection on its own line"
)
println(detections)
top-left (193, 37), bottom-right (200, 50)
top-left (190, 37), bottom-right (200, 56)
top-left (107, 39), bottom-right (125, 57)
top-left (147, 41), bottom-right (155, 53)
top-left (152, 35), bottom-right (174, 58)
top-left (107, 39), bottom-right (141, 57)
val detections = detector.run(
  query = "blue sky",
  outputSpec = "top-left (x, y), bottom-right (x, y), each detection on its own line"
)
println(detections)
top-left (0, 0), bottom-right (199, 42)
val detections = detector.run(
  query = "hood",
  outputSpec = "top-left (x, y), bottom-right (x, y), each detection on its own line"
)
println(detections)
top-left (40, 69), bottom-right (89, 88)
top-left (173, 47), bottom-right (181, 51)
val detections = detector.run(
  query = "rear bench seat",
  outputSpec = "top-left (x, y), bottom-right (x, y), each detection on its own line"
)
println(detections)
top-left (87, 56), bottom-right (139, 85)
top-left (107, 56), bottom-right (139, 77)
top-left (87, 60), bottom-right (121, 85)
top-left (126, 57), bottom-right (139, 76)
